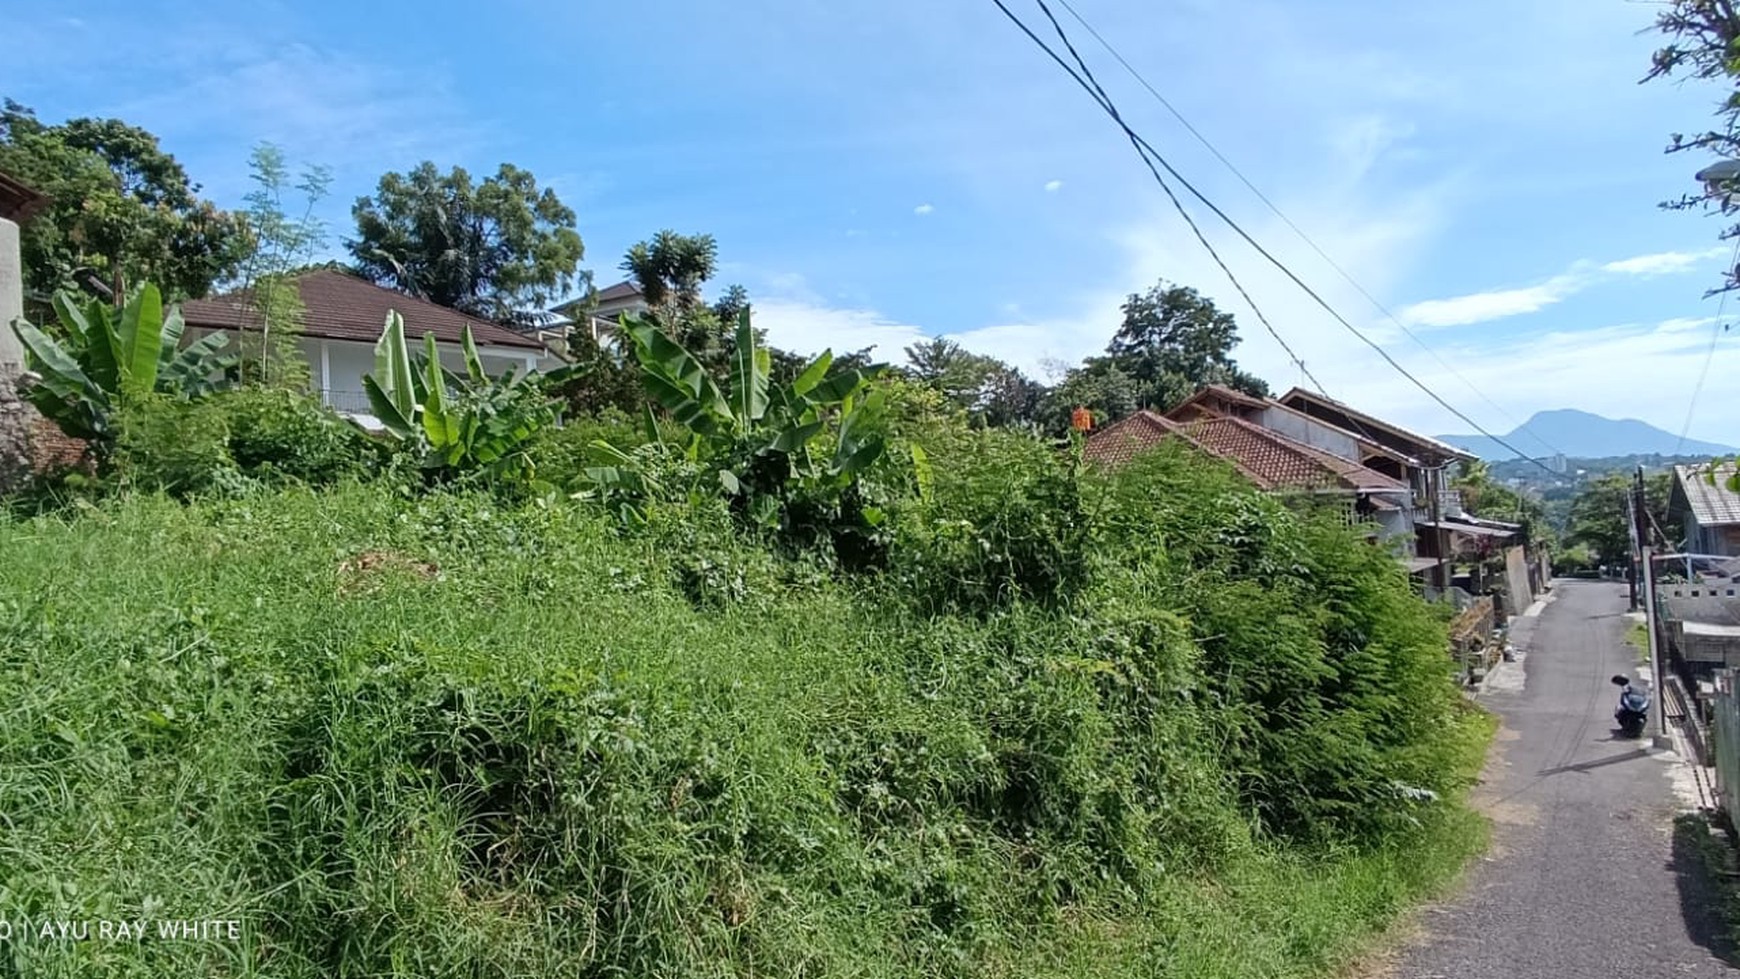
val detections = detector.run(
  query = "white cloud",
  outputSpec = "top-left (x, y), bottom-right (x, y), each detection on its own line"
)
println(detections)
top-left (1398, 274), bottom-right (1584, 328)
top-left (752, 298), bottom-right (929, 361)
top-left (1601, 247), bottom-right (1728, 277)
top-left (1330, 316), bottom-right (1740, 446)
top-left (1398, 247), bottom-right (1727, 329)
top-left (913, 203), bottom-right (935, 215)
top-left (1044, 180), bottom-right (1063, 193)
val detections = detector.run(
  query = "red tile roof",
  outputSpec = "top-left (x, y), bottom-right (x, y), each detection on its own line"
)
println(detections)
top-left (180, 269), bottom-right (548, 351)
top-left (1085, 410), bottom-right (1408, 493)
top-left (1166, 384), bottom-right (1412, 469)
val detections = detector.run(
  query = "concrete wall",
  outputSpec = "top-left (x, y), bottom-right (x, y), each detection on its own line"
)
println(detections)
top-left (1660, 584), bottom-right (1740, 626)
top-left (1, 216), bottom-right (23, 370)
top-left (1259, 406), bottom-right (1361, 460)
top-left (1504, 545), bottom-right (1534, 613)
top-left (1, 215), bottom-right (38, 490)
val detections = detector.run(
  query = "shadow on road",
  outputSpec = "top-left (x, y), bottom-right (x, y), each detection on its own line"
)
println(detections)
top-left (1670, 813), bottom-right (1740, 967)
top-left (1534, 748), bottom-right (1653, 778)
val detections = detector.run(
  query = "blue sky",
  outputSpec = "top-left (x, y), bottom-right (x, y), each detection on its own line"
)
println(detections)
top-left (6, 0), bottom-right (1737, 446)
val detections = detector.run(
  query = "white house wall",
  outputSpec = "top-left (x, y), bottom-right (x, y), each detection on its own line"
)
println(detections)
top-left (179, 327), bottom-right (542, 415)
top-left (309, 337), bottom-right (538, 412)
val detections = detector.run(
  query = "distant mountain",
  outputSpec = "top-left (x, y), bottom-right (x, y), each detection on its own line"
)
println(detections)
top-left (1435, 409), bottom-right (1736, 461)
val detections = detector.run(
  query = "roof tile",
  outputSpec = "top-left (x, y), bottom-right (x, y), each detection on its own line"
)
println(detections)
top-left (1084, 410), bottom-right (1409, 493)
top-left (180, 269), bottom-right (548, 351)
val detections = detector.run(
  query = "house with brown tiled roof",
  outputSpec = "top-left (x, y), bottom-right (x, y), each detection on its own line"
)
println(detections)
top-left (180, 269), bottom-right (558, 422)
top-left (1084, 408), bottom-right (1416, 548)
top-left (550, 280), bottom-right (650, 345)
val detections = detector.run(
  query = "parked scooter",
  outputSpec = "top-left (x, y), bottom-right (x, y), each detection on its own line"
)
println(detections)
top-left (1611, 675), bottom-right (1650, 738)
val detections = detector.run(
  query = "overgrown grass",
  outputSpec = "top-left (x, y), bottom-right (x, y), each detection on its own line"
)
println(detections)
top-left (0, 458), bottom-right (1493, 977)
top-left (1627, 619), bottom-right (1651, 663)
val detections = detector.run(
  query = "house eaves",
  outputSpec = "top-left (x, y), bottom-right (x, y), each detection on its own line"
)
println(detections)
top-left (1278, 387), bottom-right (1476, 465)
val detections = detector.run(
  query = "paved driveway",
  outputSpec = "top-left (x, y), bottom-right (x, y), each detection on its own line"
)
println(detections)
top-left (1388, 579), bottom-right (1737, 978)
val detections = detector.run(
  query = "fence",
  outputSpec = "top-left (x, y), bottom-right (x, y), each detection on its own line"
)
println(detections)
top-left (1711, 670), bottom-right (1740, 822)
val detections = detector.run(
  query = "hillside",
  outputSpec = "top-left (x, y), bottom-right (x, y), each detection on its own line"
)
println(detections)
top-left (1436, 408), bottom-right (1736, 461)
top-left (0, 450), bottom-right (1489, 978)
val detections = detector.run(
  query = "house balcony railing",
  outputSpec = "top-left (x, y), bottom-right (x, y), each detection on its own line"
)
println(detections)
top-left (1411, 489), bottom-right (1464, 523)
top-left (321, 388), bottom-right (374, 416)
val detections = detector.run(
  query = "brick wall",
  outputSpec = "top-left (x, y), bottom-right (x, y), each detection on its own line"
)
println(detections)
top-left (0, 367), bottom-right (91, 492)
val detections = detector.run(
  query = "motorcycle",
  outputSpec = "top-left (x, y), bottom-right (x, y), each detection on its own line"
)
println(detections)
top-left (1611, 675), bottom-right (1650, 739)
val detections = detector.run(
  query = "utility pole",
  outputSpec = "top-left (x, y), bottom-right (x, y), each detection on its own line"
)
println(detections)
top-left (1633, 467), bottom-right (1670, 748)
top-left (1428, 464), bottom-right (1449, 591)
top-left (1625, 488), bottom-right (1639, 611)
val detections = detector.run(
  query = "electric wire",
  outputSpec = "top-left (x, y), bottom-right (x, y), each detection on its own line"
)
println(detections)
top-left (992, 0), bottom-right (1567, 479)
top-left (1051, 0), bottom-right (1567, 461)
top-left (1673, 235), bottom-right (1740, 455)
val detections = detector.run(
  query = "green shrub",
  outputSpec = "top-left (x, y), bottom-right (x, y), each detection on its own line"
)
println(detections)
top-left (111, 394), bottom-right (235, 496)
top-left (0, 444), bottom-right (1488, 975)
top-left (215, 387), bottom-right (373, 485)
top-left (1085, 443), bottom-right (1470, 842)
top-left (890, 428), bottom-right (1090, 614)
top-left (525, 407), bottom-right (661, 488)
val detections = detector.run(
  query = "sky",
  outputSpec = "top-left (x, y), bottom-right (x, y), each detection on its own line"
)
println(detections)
top-left (5, 0), bottom-right (1738, 448)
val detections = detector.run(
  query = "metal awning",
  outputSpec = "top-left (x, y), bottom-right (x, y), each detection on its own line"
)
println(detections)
top-left (1402, 556), bottom-right (1442, 573)
top-left (1418, 520), bottom-right (1515, 539)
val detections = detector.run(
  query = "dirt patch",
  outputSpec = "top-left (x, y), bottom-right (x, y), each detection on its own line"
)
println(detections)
top-left (338, 549), bottom-right (441, 595)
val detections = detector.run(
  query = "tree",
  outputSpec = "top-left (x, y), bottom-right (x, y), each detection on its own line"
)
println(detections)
top-left (1040, 357), bottom-right (1140, 433)
top-left (348, 162), bottom-right (585, 322)
top-left (0, 99), bottom-right (248, 304)
top-left (621, 230), bottom-right (719, 313)
top-left (1104, 281), bottom-right (1269, 410)
top-left (1646, 3), bottom-right (1740, 295)
top-left (230, 143), bottom-right (332, 388)
top-left (902, 337), bottom-right (1042, 428)
top-left (1564, 472), bottom-right (1673, 565)
top-left (615, 231), bottom-right (757, 371)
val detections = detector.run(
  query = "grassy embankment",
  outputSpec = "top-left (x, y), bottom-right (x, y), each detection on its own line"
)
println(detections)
top-left (0, 443), bottom-right (1493, 978)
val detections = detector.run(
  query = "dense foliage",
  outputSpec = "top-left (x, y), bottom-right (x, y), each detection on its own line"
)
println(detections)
top-left (362, 312), bottom-right (568, 484)
top-left (0, 367), bottom-right (1489, 976)
top-left (1564, 471), bottom-right (1672, 564)
top-left (348, 161), bottom-right (586, 322)
top-left (11, 285), bottom-right (236, 456)
top-left (0, 99), bottom-right (248, 303)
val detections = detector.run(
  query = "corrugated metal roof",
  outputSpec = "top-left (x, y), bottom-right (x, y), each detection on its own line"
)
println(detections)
top-left (1419, 519), bottom-right (1516, 539)
top-left (1677, 463), bottom-right (1740, 527)
top-left (181, 269), bottom-right (548, 351)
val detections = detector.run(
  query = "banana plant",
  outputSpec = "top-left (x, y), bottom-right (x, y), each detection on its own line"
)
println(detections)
top-left (361, 310), bottom-right (563, 480)
top-left (11, 284), bottom-right (237, 446)
top-left (576, 309), bottom-right (890, 529)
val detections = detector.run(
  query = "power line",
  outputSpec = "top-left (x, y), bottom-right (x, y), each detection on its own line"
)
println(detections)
top-left (1012, 0), bottom-right (1453, 477)
top-left (989, 0), bottom-right (1326, 396)
top-left (1674, 235), bottom-right (1740, 455)
top-left (1051, 0), bottom-right (1567, 461)
top-left (992, 0), bottom-right (1565, 479)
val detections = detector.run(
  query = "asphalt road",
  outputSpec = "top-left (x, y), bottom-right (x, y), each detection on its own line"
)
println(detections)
top-left (1389, 579), bottom-right (1738, 979)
